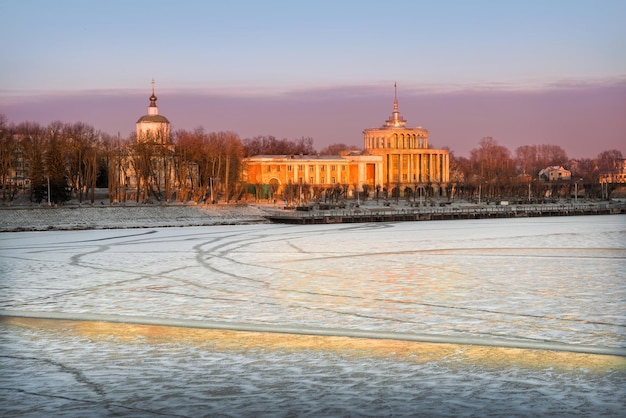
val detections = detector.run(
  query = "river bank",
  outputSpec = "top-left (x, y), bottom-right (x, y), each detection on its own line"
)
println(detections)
top-left (2, 199), bottom-right (625, 232)
top-left (0, 204), bottom-right (269, 232)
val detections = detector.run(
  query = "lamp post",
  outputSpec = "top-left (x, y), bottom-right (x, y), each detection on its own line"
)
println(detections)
top-left (574, 178), bottom-right (583, 203)
top-left (46, 175), bottom-right (51, 206)
top-left (419, 185), bottom-right (423, 206)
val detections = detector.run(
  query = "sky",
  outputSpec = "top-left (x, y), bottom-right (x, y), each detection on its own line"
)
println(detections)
top-left (1, 0), bottom-right (624, 158)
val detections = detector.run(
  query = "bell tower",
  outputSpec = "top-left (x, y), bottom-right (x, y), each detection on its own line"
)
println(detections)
top-left (136, 79), bottom-right (171, 143)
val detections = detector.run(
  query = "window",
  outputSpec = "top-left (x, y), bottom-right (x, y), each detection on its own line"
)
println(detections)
top-left (309, 165), bottom-right (314, 172)
top-left (321, 177), bottom-right (325, 183)
top-left (310, 177), bottom-right (314, 184)
top-left (341, 165), bottom-right (346, 171)
top-left (287, 165), bottom-right (292, 172)
top-left (331, 177), bottom-right (336, 184)
top-left (320, 165), bottom-right (325, 172)
top-left (331, 165), bottom-right (336, 171)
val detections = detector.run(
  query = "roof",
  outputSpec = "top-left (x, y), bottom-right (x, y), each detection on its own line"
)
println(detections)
top-left (136, 114), bottom-right (170, 124)
top-left (247, 154), bottom-right (347, 162)
top-left (539, 165), bottom-right (569, 173)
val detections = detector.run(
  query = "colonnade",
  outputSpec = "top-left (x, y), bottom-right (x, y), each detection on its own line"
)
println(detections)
top-left (383, 152), bottom-right (449, 185)
top-left (365, 132), bottom-right (428, 150)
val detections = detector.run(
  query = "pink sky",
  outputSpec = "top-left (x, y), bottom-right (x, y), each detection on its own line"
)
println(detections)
top-left (1, 80), bottom-right (624, 159)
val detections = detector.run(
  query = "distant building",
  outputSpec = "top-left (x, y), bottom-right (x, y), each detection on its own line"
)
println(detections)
top-left (4, 139), bottom-right (29, 192)
top-left (243, 85), bottom-right (450, 200)
top-left (136, 79), bottom-right (171, 143)
top-left (599, 158), bottom-right (626, 184)
top-left (244, 152), bottom-right (383, 200)
top-left (539, 166), bottom-right (571, 181)
top-left (363, 84), bottom-right (449, 196)
top-left (110, 81), bottom-right (175, 203)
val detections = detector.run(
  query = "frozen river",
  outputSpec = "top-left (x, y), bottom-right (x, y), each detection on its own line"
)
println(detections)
top-left (1, 215), bottom-right (625, 416)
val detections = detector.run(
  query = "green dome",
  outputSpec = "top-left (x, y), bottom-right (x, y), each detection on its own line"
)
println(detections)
top-left (136, 114), bottom-right (170, 124)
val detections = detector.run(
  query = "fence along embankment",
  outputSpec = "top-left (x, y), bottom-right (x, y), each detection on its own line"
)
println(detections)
top-left (265, 202), bottom-right (626, 224)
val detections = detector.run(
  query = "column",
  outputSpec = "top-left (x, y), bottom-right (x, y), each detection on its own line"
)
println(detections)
top-left (315, 163), bottom-right (320, 185)
top-left (385, 155), bottom-right (389, 184)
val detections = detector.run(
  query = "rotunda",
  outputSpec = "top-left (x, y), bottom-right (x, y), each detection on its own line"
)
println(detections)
top-left (363, 84), bottom-right (449, 194)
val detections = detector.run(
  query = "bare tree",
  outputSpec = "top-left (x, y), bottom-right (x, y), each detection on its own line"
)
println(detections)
top-left (469, 137), bottom-right (515, 200)
top-left (0, 115), bottom-right (17, 202)
top-left (319, 143), bottom-right (356, 155)
top-left (596, 149), bottom-right (623, 174)
top-left (537, 144), bottom-right (568, 169)
top-left (243, 135), bottom-right (315, 157)
top-left (14, 122), bottom-right (47, 203)
top-left (46, 122), bottom-right (70, 204)
top-left (64, 122), bottom-right (101, 203)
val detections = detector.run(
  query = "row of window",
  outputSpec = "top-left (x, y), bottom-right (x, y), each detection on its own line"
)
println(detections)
top-left (266, 164), bottom-right (347, 172)
top-left (366, 135), bottom-right (427, 149)
top-left (296, 177), bottom-right (342, 184)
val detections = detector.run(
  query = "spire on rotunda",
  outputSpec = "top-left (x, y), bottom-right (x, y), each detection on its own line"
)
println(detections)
top-left (384, 82), bottom-right (407, 128)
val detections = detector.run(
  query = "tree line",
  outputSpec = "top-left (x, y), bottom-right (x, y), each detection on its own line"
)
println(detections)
top-left (0, 114), bottom-right (623, 205)
top-left (448, 137), bottom-right (623, 201)
top-left (0, 115), bottom-right (319, 204)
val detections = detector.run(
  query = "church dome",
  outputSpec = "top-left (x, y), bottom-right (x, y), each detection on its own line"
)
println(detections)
top-left (136, 114), bottom-right (170, 124)
top-left (136, 80), bottom-right (171, 141)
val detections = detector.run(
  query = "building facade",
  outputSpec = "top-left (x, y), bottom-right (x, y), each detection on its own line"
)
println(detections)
top-left (243, 86), bottom-right (450, 201)
top-left (363, 86), bottom-right (449, 196)
top-left (599, 158), bottom-right (626, 184)
top-left (244, 152), bottom-right (383, 201)
top-left (539, 166), bottom-right (571, 181)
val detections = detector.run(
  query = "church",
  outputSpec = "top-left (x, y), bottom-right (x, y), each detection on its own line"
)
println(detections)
top-left (109, 81), bottom-right (176, 203)
top-left (136, 80), bottom-right (171, 143)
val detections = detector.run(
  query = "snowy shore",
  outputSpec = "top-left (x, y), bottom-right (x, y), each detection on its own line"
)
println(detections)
top-left (2, 195), bottom-right (624, 232)
top-left (0, 204), bottom-right (269, 232)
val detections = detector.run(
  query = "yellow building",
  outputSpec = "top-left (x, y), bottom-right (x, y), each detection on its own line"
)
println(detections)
top-left (363, 86), bottom-right (449, 196)
top-left (244, 152), bottom-right (382, 201)
top-left (600, 158), bottom-right (626, 184)
top-left (243, 86), bottom-right (450, 201)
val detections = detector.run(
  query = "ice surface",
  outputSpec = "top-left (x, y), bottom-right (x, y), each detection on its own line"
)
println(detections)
top-left (2, 216), bottom-right (624, 347)
top-left (1, 215), bottom-right (625, 416)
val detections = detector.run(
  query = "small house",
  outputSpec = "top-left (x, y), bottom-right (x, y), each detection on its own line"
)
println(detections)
top-left (539, 166), bottom-right (571, 181)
